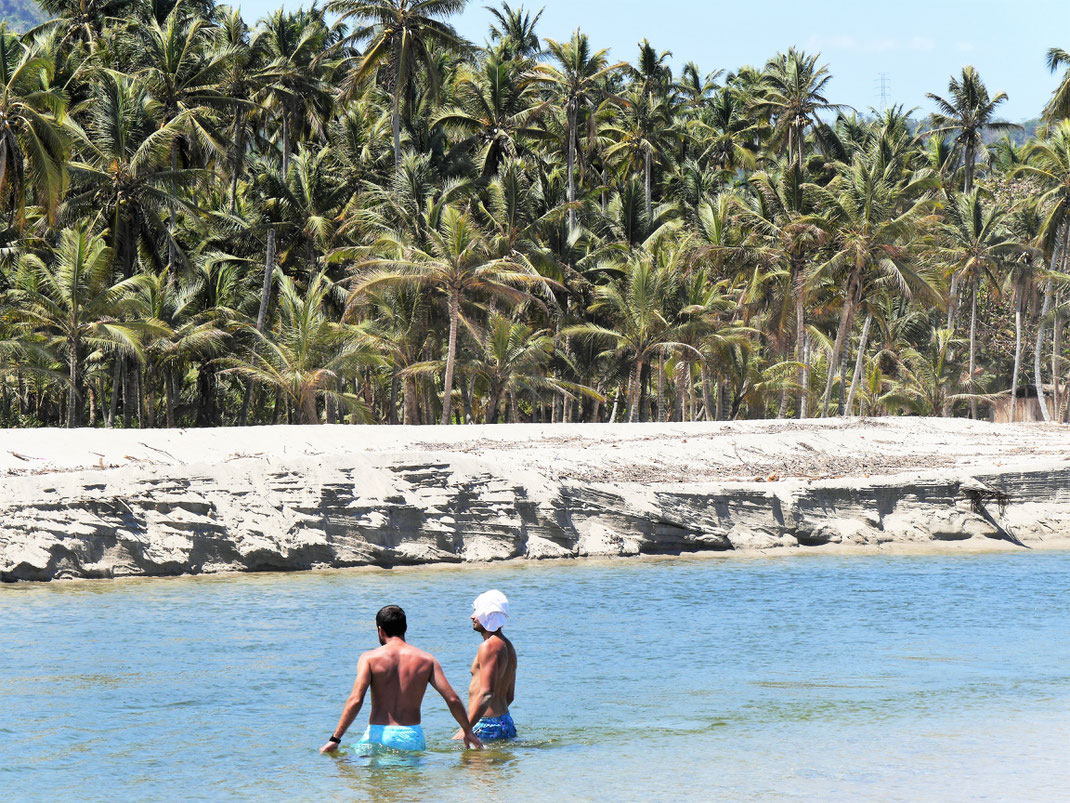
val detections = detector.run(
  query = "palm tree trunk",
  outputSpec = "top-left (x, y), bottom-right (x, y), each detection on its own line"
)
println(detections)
top-left (107, 356), bottom-right (120, 427)
top-left (700, 362), bottom-right (713, 421)
top-left (281, 112), bottom-right (291, 177)
top-left (66, 336), bottom-right (79, 428)
top-left (166, 368), bottom-right (176, 428)
top-left (656, 354), bottom-right (665, 422)
top-left (392, 65), bottom-right (404, 170)
top-left (820, 275), bottom-right (858, 416)
top-left (795, 296), bottom-right (808, 418)
top-left (1052, 294), bottom-right (1063, 419)
top-left (964, 142), bottom-right (974, 193)
top-left (968, 279), bottom-right (979, 419)
top-left (440, 288), bottom-right (461, 425)
top-left (403, 374), bottom-right (418, 425)
top-left (1035, 278), bottom-right (1054, 422)
top-left (674, 359), bottom-right (687, 422)
top-left (644, 149), bottom-right (653, 223)
top-left (567, 103), bottom-right (577, 235)
top-left (946, 273), bottom-right (960, 330)
top-left (845, 313), bottom-right (873, 417)
top-left (1010, 293), bottom-right (1024, 423)
top-left (627, 357), bottom-right (643, 423)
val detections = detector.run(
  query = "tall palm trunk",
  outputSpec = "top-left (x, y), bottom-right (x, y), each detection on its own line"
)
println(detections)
top-left (1053, 293), bottom-right (1064, 419)
top-left (820, 274), bottom-right (858, 416)
top-left (968, 279), bottom-right (979, 419)
top-left (946, 273), bottom-right (960, 330)
top-left (845, 313), bottom-right (872, 417)
top-left (1010, 292), bottom-right (1024, 423)
top-left (391, 64), bottom-right (403, 170)
top-left (964, 141), bottom-right (974, 193)
top-left (674, 359), bottom-right (687, 422)
top-left (656, 354), bottom-right (665, 421)
top-left (795, 294), bottom-right (808, 418)
top-left (1035, 278), bottom-right (1054, 422)
top-left (627, 356), bottom-right (644, 422)
top-left (403, 374), bottom-right (418, 425)
top-left (566, 102), bottom-right (577, 234)
top-left (440, 288), bottom-right (460, 425)
top-left (240, 229), bottom-right (275, 426)
top-left (644, 149), bottom-right (652, 223)
top-left (281, 111), bottom-right (291, 177)
top-left (66, 336), bottom-right (80, 428)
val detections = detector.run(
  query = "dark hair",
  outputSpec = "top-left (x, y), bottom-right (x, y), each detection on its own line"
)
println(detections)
top-left (376, 605), bottom-right (407, 638)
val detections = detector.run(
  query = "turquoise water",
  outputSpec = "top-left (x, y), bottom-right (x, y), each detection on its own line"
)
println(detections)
top-left (3, 552), bottom-right (1069, 801)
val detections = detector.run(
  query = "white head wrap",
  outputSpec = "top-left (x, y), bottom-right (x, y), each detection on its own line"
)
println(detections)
top-left (472, 589), bottom-right (509, 632)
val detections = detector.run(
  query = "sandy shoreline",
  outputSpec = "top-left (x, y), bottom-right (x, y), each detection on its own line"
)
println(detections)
top-left (1, 418), bottom-right (1068, 582)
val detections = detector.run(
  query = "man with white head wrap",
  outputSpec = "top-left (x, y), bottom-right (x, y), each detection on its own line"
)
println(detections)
top-left (453, 590), bottom-right (519, 742)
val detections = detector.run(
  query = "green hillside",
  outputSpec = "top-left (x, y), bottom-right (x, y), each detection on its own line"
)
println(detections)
top-left (0, 0), bottom-right (45, 32)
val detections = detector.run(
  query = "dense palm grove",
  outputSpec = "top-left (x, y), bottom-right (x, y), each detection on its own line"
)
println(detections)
top-left (2, 0), bottom-right (1070, 428)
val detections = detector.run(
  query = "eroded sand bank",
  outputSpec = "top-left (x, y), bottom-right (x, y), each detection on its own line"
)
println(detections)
top-left (1, 419), bottom-right (1068, 581)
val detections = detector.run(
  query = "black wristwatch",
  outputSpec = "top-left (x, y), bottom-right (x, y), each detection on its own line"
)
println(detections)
top-left (328, 734), bottom-right (341, 744)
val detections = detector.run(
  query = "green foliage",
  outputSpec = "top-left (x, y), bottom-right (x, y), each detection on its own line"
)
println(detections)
top-left (1, 0), bottom-right (1068, 429)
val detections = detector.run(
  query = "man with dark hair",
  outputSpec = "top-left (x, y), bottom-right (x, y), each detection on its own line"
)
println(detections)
top-left (321, 605), bottom-right (482, 754)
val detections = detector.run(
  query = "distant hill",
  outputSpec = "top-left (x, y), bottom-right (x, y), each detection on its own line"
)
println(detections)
top-left (0, 0), bottom-right (46, 32)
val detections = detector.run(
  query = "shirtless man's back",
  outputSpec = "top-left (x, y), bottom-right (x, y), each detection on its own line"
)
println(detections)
top-left (321, 605), bottom-right (482, 753)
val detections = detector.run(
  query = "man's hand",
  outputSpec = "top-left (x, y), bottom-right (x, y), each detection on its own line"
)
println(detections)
top-left (452, 728), bottom-right (484, 749)
top-left (462, 730), bottom-right (484, 750)
top-left (320, 741), bottom-right (340, 754)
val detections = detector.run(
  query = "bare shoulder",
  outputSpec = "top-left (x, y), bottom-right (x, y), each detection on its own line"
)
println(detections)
top-left (479, 636), bottom-right (509, 659)
top-left (403, 644), bottom-right (437, 668)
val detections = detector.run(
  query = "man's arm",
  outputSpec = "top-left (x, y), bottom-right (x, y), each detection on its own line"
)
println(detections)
top-left (320, 654), bottom-right (372, 754)
top-left (465, 641), bottom-right (502, 728)
top-left (429, 658), bottom-right (483, 750)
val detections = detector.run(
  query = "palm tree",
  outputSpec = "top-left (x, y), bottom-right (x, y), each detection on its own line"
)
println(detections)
top-left (564, 249), bottom-right (695, 422)
top-left (224, 271), bottom-right (378, 424)
top-left (1043, 47), bottom-right (1070, 123)
top-left (432, 53), bottom-right (548, 177)
top-left (756, 48), bottom-right (842, 169)
top-left (933, 189), bottom-right (1017, 417)
top-left (737, 162), bottom-right (823, 417)
top-left (63, 72), bottom-right (202, 277)
top-left (880, 328), bottom-right (969, 417)
top-left (137, 267), bottom-right (228, 427)
top-left (466, 313), bottom-right (581, 423)
top-left (0, 26), bottom-right (69, 225)
top-left (253, 144), bottom-right (349, 281)
top-left (534, 31), bottom-right (625, 234)
top-left (487, 2), bottom-right (542, 61)
top-left (353, 206), bottom-right (546, 424)
top-left (254, 7), bottom-right (334, 177)
top-left (327, 0), bottom-right (471, 169)
top-left (602, 89), bottom-right (675, 224)
top-left (7, 224), bottom-right (161, 427)
top-left (925, 66), bottom-right (1017, 193)
top-left (1015, 122), bottom-right (1070, 419)
top-left (807, 148), bottom-right (939, 416)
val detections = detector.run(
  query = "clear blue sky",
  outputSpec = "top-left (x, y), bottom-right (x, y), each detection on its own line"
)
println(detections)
top-left (233, 0), bottom-right (1064, 120)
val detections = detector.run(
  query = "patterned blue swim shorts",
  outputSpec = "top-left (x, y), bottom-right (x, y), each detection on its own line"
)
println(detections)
top-left (472, 713), bottom-right (517, 741)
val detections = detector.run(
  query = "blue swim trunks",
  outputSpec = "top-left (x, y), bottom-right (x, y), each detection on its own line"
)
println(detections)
top-left (355, 724), bottom-right (426, 753)
top-left (472, 713), bottom-right (517, 741)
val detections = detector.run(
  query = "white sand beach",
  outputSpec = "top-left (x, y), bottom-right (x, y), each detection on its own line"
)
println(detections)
top-left (1, 418), bottom-right (1068, 580)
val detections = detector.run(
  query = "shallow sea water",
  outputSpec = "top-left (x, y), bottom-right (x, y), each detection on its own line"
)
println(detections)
top-left (3, 551), bottom-right (1069, 801)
